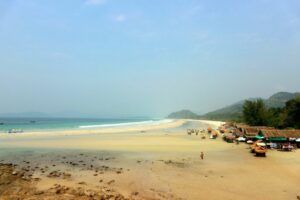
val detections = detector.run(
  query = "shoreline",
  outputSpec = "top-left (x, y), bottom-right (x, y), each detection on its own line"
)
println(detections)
top-left (0, 118), bottom-right (174, 134)
top-left (0, 119), bottom-right (189, 138)
top-left (0, 119), bottom-right (223, 152)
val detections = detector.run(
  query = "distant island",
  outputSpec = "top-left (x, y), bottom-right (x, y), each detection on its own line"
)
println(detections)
top-left (167, 109), bottom-right (199, 119)
top-left (168, 92), bottom-right (300, 121)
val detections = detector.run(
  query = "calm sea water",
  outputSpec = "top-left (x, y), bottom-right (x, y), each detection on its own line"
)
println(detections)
top-left (0, 118), bottom-right (160, 133)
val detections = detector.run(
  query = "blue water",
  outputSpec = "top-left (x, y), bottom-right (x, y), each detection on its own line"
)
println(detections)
top-left (0, 117), bottom-right (160, 133)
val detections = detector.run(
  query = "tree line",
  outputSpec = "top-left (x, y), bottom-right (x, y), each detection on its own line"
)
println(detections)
top-left (243, 97), bottom-right (300, 129)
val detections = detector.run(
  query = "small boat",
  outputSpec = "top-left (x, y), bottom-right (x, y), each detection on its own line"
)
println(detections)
top-left (30, 120), bottom-right (36, 123)
top-left (8, 129), bottom-right (24, 134)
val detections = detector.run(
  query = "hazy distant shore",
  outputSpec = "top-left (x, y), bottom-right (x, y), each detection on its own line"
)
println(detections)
top-left (0, 118), bottom-right (178, 133)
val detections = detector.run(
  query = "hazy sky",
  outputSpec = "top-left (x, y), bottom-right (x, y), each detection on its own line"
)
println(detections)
top-left (0, 0), bottom-right (300, 118)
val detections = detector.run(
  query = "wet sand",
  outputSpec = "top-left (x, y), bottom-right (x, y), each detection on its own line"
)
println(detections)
top-left (0, 120), bottom-right (299, 200)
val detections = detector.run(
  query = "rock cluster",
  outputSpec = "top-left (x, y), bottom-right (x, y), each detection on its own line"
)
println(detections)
top-left (0, 163), bottom-right (131, 200)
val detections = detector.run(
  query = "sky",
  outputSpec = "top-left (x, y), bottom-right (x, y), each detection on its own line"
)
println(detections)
top-left (0, 0), bottom-right (300, 118)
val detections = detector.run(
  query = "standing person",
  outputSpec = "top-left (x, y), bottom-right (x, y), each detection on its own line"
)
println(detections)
top-left (200, 152), bottom-right (204, 160)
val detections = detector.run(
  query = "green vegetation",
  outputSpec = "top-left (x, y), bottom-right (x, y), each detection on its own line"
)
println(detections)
top-left (242, 97), bottom-right (300, 129)
top-left (200, 101), bottom-right (244, 121)
top-left (167, 92), bottom-right (300, 126)
top-left (243, 99), bottom-right (268, 126)
top-left (201, 92), bottom-right (299, 121)
top-left (283, 97), bottom-right (300, 129)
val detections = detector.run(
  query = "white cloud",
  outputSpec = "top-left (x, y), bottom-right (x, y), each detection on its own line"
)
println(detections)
top-left (85, 0), bottom-right (106, 6)
top-left (114, 15), bottom-right (126, 22)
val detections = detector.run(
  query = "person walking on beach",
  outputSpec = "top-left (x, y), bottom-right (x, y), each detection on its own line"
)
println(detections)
top-left (200, 152), bottom-right (204, 160)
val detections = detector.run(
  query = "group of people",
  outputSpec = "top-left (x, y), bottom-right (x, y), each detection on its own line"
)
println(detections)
top-left (187, 129), bottom-right (206, 136)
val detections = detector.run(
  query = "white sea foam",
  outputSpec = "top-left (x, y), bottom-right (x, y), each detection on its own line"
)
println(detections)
top-left (78, 119), bottom-right (174, 129)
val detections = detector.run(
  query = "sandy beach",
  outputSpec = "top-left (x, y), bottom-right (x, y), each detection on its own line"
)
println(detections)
top-left (0, 119), bottom-right (299, 200)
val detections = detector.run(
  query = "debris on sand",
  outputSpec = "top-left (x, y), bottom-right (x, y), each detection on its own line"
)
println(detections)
top-left (0, 163), bottom-right (129, 199)
top-left (62, 172), bottom-right (72, 179)
top-left (47, 171), bottom-right (62, 178)
top-left (11, 171), bottom-right (18, 175)
top-left (162, 160), bottom-right (185, 168)
top-left (107, 180), bottom-right (115, 185)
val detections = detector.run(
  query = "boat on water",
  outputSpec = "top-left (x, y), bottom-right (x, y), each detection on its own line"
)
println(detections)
top-left (30, 120), bottom-right (36, 123)
top-left (8, 129), bottom-right (24, 134)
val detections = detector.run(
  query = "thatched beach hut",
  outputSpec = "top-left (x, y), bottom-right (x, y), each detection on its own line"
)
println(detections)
top-left (258, 129), bottom-right (300, 149)
top-left (223, 133), bottom-right (235, 143)
top-left (235, 123), bottom-right (249, 132)
top-left (243, 126), bottom-right (275, 140)
top-left (259, 129), bottom-right (300, 139)
top-left (211, 130), bottom-right (218, 139)
top-left (233, 128), bottom-right (244, 137)
top-left (243, 127), bottom-right (260, 140)
top-left (258, 129), bottom-right (300, 147)
top-left (254, 146), bottom-right (267, 157)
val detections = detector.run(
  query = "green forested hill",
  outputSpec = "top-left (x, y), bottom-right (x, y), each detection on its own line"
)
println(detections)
top-left (167, 92), bottom-right (299, 121)
top-left (201, 92), bottom-right (300, 121)
top-left (167, 109), bottom-right (199, 119)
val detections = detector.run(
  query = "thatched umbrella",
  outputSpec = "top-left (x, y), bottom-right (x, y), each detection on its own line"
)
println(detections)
top-left (254, 146), bottom-right (267, 156)
top-left (207, 127), bottom-right (212, 133)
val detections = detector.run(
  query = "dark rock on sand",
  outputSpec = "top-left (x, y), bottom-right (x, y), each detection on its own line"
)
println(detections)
top-left (107, 180), bottom-right (115, 185)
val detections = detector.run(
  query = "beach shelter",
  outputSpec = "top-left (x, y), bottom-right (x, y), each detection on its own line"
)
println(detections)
top-left (207, 127), bottom-right (212, 133)
top-left (243, 127), bottom-right (260, 139)
top-left (259, 129), bottom-right (300, 142)
top-left (269, 137), bottom-right (287, 142)
top-left (255, 135), bottom-right (264, 140)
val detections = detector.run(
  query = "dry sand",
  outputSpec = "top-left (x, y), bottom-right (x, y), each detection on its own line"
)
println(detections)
top-left (0, 119), bottom-right (299, 200)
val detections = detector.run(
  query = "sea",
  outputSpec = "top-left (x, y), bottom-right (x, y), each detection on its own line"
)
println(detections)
top-left (0, 117), bottom-right (169, 133)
